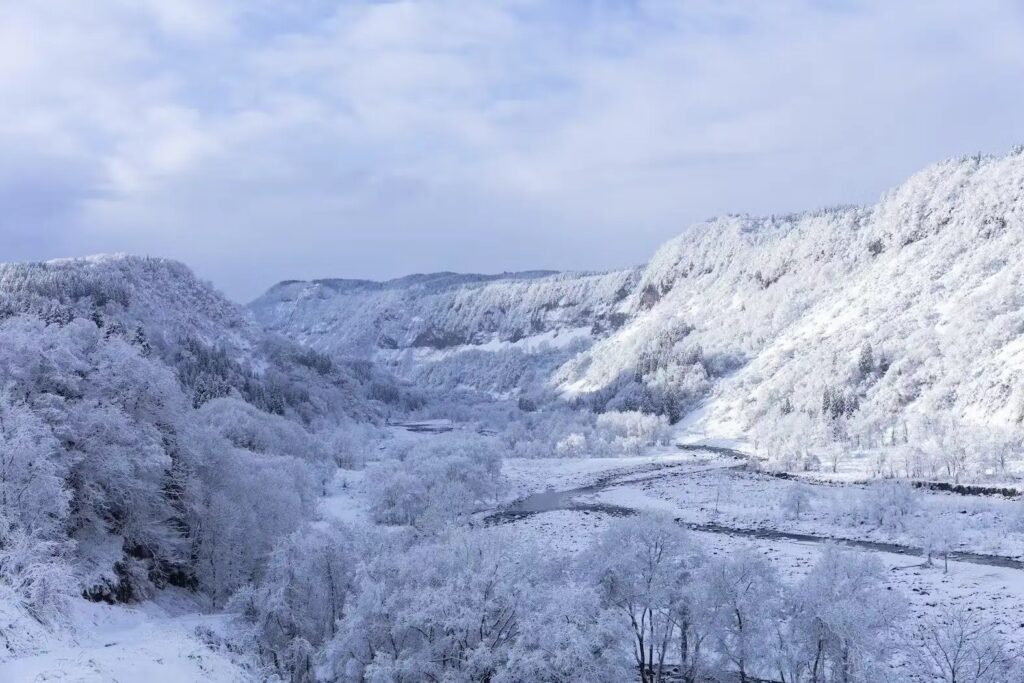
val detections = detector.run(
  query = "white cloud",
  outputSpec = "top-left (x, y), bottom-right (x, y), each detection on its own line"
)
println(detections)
top-left (1, 0), bottom-right (1023, 299)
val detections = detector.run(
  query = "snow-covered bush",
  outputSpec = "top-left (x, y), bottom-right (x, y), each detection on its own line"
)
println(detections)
top-left (834, 479), bottom-right (920, 531)
top-left (322, 421), bottom-right (383, 469)
top-left (778, 482), bottom-right (816, 520)
top-left (594, 410), bottom-right (672, 456)
top-left (860, 479), bottom-right (919, 530)
top-left (484, 406), bottom-right (672, 460)
top-left (197, 397), bottom-right (328, 464)
top-left (555, 432), bottom-right (588, 457)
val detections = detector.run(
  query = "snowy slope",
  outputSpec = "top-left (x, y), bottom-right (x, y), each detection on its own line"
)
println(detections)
top-left (0, 255), bottom-right (401, 675)
top-left (251, 268), bottom-right (640, 397)
top-left (0, 254), bottom-right (252, 351)
top-left (0, 595), bottom-right (254, 682)
top-left (0, 254), bottom-right (403, 419)
top-left (253, 148), bottom-right (1024, 436)
top-left (252, 269), bottom-right (638, 356)
top-left (572, 149), bottom-right (1024, 435)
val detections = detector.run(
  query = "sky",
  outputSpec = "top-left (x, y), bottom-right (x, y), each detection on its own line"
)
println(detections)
top-left (2, 1), bottom-right (1024, 301)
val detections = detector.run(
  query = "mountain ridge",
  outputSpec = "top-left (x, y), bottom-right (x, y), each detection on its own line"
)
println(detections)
top-left (251, 147), bottom-right (1024, 455)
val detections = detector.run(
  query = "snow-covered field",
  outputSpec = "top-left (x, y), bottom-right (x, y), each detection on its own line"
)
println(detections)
top-left (493, 447), bottom-right (1024, 667)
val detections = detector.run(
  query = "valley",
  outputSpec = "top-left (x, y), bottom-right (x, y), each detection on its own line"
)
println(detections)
top-left (3, 150), bottom-right (1024, 682)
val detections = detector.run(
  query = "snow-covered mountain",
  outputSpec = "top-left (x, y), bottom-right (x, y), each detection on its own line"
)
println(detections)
top-left (252, 149), bottom-right (1024, 442)
top-left (0, 254), bottom-right (406, 420)
top-left (0, 254), bottom-right (408, 608)
top-left (252, 269), bottom-right (638, 356)
top-left (251, 268), bottom-right (640, 400)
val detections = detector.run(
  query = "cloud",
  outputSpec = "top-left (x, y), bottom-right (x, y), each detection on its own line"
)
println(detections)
top-left (1, 0), bottom-right (1023, 300)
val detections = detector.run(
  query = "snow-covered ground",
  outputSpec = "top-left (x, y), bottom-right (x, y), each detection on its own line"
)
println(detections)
top-left (8, 428), bottom-right (1021, 681)
top-left (502, 450), bottom-right (697, 498)
top-left (494, 448), bottom-right (1024, 666)
top-left (0, 592), bottom-right (253, 682)
top-left (585, 465), bottom-right (1024, 559)
top-left (318, 468), bottom-right (372, 525)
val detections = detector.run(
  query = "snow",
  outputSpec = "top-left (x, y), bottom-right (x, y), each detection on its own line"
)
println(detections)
top-left (671, 399), bottom-right (751, 452)
top-left (317, 468), bottom-right (371, 525)
top-left (0, 593), bottom-right (253, 682)
top-left (7, 150), bottom-right (1024, 680)
top-left (395, 326), bottom-right (595, 363)
top-left (251, 269), bottom-right (632, 363)
top-left (501, 450), bottom-right (695, 498)
top-left (490, 451), bottom-right (1024, 668)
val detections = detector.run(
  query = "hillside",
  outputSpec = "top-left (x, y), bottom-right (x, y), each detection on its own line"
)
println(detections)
top-left (0, 254), bottom-right (404, 629)
top-left (253, 148), bottom-right (1024, 464)
top-left (570, 149), bottom-right (1024, 447)
top-left (253, 269), bottom-right (637, 355)
top-left (0, 254), bottom-right (406, 421)
top-left (252, 268), bottom-right (639, 399)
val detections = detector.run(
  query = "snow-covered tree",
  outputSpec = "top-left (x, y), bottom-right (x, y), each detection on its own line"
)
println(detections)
top-left (233, 523), bottom-right (357, 682)
top-left (701, 548), bottom-right (782, 683)
top-left (910, 606), bottom-right (1023, 683)
top-left (784, 547), bottom-right (906, 682)
top-left (779, 483), bottom-right (816, 521)
top-left (499, 582), bottom-right (630, 683)
top-left (916, 517), bottom-right (963, 573)
top-left (368, 432), bottom-right (505, 529)
top-left (326, 530), bottom-right (538, 683)
top-left (584, 513), bottom-right (703, 683)
top-left (0, 399), bottom-right (68, 537)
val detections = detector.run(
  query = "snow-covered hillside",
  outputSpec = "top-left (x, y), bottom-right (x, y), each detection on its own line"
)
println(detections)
top-left (571, 149), bottom-right (1024, 445)
top-left (7, 158), bottom-right (1024, 681)
top-left (252, 269), bottom-right (638, 355)
top-left (1, 254), bottom-right (407, 420)
top-left (254, 148), bottom-right (1024, 460)
top-left (0, 255), bottom-right (406, 675)
top-left (252, 268), bottom-right (640, 399)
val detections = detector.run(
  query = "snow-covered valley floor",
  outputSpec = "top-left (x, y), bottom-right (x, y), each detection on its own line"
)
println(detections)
top-left (489, 446), bottom-right (1024, 673)
top-left (6, 433), bottom-right (1023, 682)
